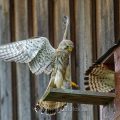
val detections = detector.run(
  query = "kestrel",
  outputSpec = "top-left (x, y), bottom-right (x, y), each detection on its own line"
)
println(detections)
top-left (0, 16), bottom-right (77, 115)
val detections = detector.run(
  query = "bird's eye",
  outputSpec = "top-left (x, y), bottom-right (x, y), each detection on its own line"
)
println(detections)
top-left (65, 46), bottom-right (69, 49)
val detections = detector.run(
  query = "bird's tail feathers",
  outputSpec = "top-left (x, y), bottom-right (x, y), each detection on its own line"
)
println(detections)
top-left (34, 100), bottom-right (67, 115)
top-left (84, 64), bottom-right (115, 92)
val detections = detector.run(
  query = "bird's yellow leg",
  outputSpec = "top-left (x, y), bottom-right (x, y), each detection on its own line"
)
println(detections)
top-left (70, 81), bottom-right (79, 88)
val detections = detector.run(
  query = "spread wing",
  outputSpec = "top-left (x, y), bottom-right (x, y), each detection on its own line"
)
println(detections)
top-left (0, 37), bottom-right (55, 75)
top-left (28, 37), bottom-right (55, 75)
top-left (84, 64), bottom-right (115, 92)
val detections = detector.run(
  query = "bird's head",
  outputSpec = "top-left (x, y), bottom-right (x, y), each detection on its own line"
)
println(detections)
top-left (58, 40), bottom-right (74, 52)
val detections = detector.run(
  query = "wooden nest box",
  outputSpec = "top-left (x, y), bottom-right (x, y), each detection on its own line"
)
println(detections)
top-left (42, 41), bottom-right (120, 105)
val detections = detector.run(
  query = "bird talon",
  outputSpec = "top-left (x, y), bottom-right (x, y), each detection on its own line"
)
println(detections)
top-left (71, 81), bottom-right (79, 88)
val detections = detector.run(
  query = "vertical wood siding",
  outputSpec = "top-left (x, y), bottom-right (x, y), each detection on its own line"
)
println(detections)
top-left (0, 0), bottom-right (119, 120)
top-left (96, 1), bottom-right (115, 119)
top-left (0, 1), bottom-right (12, 120)
top-left (75, 0), bottom-right (94, 120)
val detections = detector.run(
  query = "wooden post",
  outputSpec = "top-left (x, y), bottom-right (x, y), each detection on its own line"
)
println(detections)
top-left (114, 47), bottom-right (120, 119)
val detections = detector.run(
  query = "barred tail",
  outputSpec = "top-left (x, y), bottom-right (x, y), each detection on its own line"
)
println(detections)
top-left (84, 64), bottom-right (115, 92)
top-left (34, 100), bottom-right (67, 115)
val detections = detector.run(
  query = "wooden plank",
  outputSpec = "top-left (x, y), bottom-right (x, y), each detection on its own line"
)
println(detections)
top-left (95, 0), bottom-right (115, 120)
top-left (91, 0), bottom-right (100, 119)
top-left (14, 0), bottom-right (31, 120)
top-left (0, 0), bottom-right (12, 120)
top-left (114, 0), bottom-right (120, 41)
top-left (69, 1), bottom-right (78, 120)
top-left (9, 1), bottom-right (18, 120)
top-left (43, 88), bottom-right (115, 105)
top-left (54, 0), bottom-right (70, 46)
top-left (75, 0), bottom-right (94, 120)
top-left (48, 0), bottom-right (54, 46)
top-left (96, 0), bottom-right (114, 57)
top-left (53, 1), bottom-right (72, 120)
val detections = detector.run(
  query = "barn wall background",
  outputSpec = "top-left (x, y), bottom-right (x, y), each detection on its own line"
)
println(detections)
top-left (0, 0), bottom-right (119, 120)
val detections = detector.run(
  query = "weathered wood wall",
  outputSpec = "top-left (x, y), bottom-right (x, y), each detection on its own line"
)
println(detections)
top-left (0, 0), bottom-right (119, 120)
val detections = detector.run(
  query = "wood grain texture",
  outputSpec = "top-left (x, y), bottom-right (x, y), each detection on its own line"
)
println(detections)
top-left (0, 0), bottom-right (12, 120)
top-left (91, 1), bottom-right (100, 118)
top-left (69, 1), bottom-right (78, 120)
top-left (114, 47), bottom-right (120, 119)
top-left (27, 0), bottom-right (36, 120)
top-left (54, 0), bottom-right (70, 46)
top-left (114, 0), bottom-right (120, 42)
top-left (9, 1), bottom-right (18, 120)
top-left (14, 0), bottom-right (31, 120)
top-left (43, 89), bottom-right (115, 105)
top-left (0, 0), bottom-right (118, 120)
top-left (96, 0), bottom-right (114, 57)
top-left (75, 0), bottom-right (94, 120)
top-left (96, 0), bottom-right (115, 120)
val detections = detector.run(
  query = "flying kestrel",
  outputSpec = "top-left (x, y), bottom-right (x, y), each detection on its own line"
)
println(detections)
top-left (0, 16), bottom-right (77, 115)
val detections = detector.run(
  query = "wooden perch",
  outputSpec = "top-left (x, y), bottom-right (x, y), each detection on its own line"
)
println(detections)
top-left (43, 88), bottom-right (115, 105)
